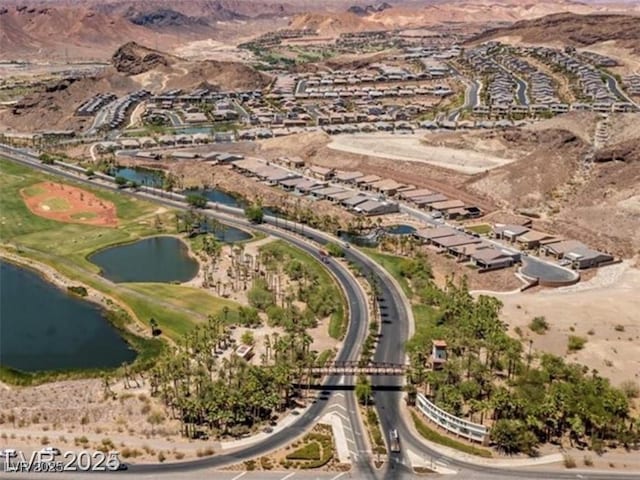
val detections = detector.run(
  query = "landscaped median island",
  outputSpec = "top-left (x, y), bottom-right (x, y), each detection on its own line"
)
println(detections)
top-left (0, 157), bottom-right (350, 462)
top-left (360, 246), bottom-right (640, 459)
top-left (228, 424), bottom-right (346, 472)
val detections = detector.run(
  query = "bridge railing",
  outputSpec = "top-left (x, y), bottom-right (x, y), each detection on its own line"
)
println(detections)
top-left (416, 393), bottom-right (488, 444)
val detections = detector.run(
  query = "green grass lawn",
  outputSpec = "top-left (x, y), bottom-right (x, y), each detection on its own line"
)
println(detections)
top-left (123, 283), bottom-right (243, 339)
top-left (466, 224), bottom-right (491, 235)
top-left (22, 184), bottom-right (46, 197)
top-left (70, 212), bottom-right (98, 220)
top-left (360, 248), bottom-right (442, 350)
top-left (0, 159), bottom-right (216, 340)
top-left (361, 248), bottom-right (412, 297)
top-left (42, 197), bottom-right (71, 211)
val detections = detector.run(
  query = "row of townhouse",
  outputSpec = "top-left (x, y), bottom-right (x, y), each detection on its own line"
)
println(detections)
top-left (230, 159), bottom-right (400, 217)
top-left (76, 93), bottom-right (117, 117)
top-left (531, 47), bottom-right (618, 103)
top-left (296, 84), bottom-right (453, 100)
top-left (414, 226), bottom-right (520, 271)
top-left (492, 224), bottom-right (614, 269)
top-left (99, 90), bottom-right (150, 130)
top-left (473, 100), bottom-right (637, 116)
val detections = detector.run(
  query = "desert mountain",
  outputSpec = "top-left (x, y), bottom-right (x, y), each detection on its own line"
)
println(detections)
top-left (127, 9), bottom-right (213, 29)
top-left (288, 0), bottom-right (639, 34)
top-left (0, 4), bottom-right (188, 60)
top-left (112, 42), bottom-right (180, 75)
top-left (470, 13), bottom-right (640, 52)
top-left (0, 42), bottom-right (271, 133)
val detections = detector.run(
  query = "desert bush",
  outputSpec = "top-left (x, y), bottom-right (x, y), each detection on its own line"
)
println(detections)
top-left (528, 316), bottom-right (549, 334)
top-left (567, 335), bottom-right (587, 352)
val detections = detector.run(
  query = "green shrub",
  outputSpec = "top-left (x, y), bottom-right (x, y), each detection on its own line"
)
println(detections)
top-left (286, 442), bottom-right (321, 461)
top-left (67, 285), bottom-right (88, 297)
top-left (528, 316), bottom-right (549, 334)
top-left (567, 335), bottom-right (587, 352)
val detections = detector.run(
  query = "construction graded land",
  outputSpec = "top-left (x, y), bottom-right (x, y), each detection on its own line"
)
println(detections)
top-left (327, 133), bottom-right (517, 174)
top-left (494, 260), bottom-right (640, 387)
top-left (20, 181), bottom-right (118, 228)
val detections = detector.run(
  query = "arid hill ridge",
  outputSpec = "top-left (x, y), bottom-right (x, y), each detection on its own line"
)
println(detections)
top-left (470, 12), bottom-right (640, 52)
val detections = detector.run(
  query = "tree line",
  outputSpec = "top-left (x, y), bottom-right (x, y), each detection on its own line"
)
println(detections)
top-left (395, 255), bottom-right (639, 455)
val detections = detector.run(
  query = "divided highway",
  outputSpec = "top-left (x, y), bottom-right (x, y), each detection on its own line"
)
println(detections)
top-left (2, 146), bottom-right (639, 480)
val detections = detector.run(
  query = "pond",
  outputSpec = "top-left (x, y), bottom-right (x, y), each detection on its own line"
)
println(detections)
top-left (196, 220), bottom-right (252, 243)
top-left (386, 224), bottom-right (417, 235)
top-left (185, 188), bottom-right (244, 208)
top-left (111, 167), bottom-right (164, 188)
top-left (0, 260), bottom-right (136, 373)
top-left (89, 236), bottom-right (199, 283)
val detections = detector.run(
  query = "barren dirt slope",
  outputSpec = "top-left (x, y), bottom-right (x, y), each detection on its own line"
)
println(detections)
top-left (470, 12), bottom-right (640, 53)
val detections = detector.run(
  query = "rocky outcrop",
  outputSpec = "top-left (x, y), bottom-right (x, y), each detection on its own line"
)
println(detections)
top-left (111, 42), bottom-right (172, 75)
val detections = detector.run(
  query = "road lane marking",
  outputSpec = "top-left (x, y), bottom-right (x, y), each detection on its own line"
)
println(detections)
top-left (330, 473), bottom-right (347, 480)
top-left (231, 472), bottom-right (247, 480)
top-left (280, 472), bottom-right (296, 480)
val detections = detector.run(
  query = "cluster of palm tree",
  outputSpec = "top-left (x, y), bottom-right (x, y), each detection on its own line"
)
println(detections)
top-left (399, 260), bottom-right (640, 454)
top-left (250, 243), bottom-right (339, 332)
top-left (147, 314), bottom-right (321, 439)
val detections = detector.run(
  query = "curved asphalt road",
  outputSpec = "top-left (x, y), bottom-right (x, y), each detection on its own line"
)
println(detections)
top-left (2, 146), bottom-right (639, 480)
top-left (0, 145), bottom-right (373, 478)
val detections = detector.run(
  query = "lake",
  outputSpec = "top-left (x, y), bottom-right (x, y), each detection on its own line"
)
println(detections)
top-left (0, 260), bottom-right (136, 372)
top-left (112, 167), bottom-right (164, 188)
top-left (89, 236), bottom-right (199, 283)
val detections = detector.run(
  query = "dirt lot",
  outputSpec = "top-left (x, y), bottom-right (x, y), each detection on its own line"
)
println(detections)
top-left (493, 260), bottom-right (640, 386)
top-left (20, 181), bottom-right (118, 227)
top-left (258, 131), bottom-right (494, 213)
top-left (327, 133), bottom-right (517, 174)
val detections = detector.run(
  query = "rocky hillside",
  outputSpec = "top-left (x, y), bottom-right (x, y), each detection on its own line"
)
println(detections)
top-left (470, 13), bottom-right (640, 52)
top-left (347, 3), bottom-right (392, 17)
top-left (127, 9), bottom-right (213, 29)
top-left (112, 42), bottom-right (178, 75)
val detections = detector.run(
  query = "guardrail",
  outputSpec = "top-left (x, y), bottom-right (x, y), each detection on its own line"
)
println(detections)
top-left (416, 393), bottom-right (488, 444)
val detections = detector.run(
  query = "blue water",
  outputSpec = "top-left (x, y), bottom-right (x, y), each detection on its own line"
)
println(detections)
top-left (386, 224), bottom-right (416, 235)
top-left (0, 260), bottom-right (136, 372)
top-left (89, 236), bottom-right (199, 283)
top-left (112, 167), bottom-right (164, 188)
top-left (185, 188), bottom-right (243, 208)
top-left (198, 221), bottom-right (252, 243)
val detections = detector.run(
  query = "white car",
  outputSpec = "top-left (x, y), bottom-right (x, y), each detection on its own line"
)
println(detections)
top-left (0, 449), bottom-right (17, 458)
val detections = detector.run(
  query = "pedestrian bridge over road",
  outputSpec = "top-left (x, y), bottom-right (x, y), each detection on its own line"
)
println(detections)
top-left (311, 361), bottom-right (407, 376)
